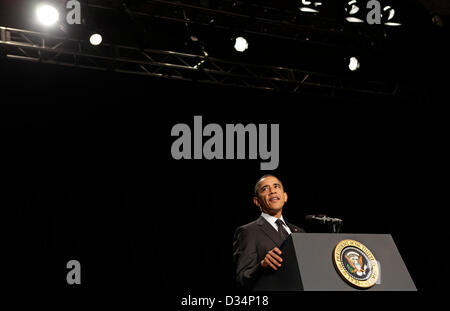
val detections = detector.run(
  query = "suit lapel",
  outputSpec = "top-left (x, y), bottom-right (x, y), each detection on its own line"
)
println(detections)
top-left (286, 221), bottom-right (302, 233)
top-left (256, 216), bottom-right (283, 247)
top-left (286, 221), bottom-right (296, 233)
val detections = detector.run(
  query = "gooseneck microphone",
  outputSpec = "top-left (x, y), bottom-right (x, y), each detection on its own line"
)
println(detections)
top-left (305, 214), bottom-right (343, 224)
top-left (305, 214), bottom-right (344, 233)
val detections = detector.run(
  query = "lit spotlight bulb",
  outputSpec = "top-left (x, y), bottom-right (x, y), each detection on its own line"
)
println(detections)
top-left (348, 57), bottom-right (360, 71)
top-left (89, 33), bottom-right (103, 46)
top-left (234, 37), bottom-right (248, 52)
top-left (36, 4), bottom-right (59, 26)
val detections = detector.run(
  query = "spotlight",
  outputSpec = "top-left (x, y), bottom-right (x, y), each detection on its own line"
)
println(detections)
top-left (431, 14), bottom-right (445, 27)
top-left (36, 4), bottom-right (60, 27)
top-left (348, 57), bottom-right (360, 71)
top-left (234, 37), bottom-right (248, 52)
top-left (345, 0), bottom-right (364, 23)
top-left (89, 33), bottom-right (103, 46)
top-left (383, 6), bottom-right (402, 26)
top-left (298, 0), bottom-right (322, 13)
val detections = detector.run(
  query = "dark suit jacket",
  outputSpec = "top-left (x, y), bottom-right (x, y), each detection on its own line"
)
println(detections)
top-left (233, 215), bottom-right (305, 289)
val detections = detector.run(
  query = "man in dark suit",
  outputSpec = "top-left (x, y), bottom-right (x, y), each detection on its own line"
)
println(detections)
top-left (233, 174), bottom-right (305, 289)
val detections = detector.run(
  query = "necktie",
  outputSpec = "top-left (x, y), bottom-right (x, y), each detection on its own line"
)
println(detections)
top-left (275, 219), bottom-right (289, 241)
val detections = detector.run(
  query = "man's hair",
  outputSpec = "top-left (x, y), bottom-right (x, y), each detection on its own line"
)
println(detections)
top-left (254, 174), bottom-right (284, 196)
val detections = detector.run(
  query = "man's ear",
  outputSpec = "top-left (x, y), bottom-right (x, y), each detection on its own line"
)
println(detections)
top-left (284, 192), bottom-right (288, 203)
top-left (253, 196), bottom-right (261, 208)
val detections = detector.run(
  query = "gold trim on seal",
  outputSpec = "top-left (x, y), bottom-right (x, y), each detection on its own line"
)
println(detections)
top-left (333, 239), bottom-right (379, 289)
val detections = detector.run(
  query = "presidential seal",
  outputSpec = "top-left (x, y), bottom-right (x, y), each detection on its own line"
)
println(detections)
top-left (333, 239), bottom-right (379, 289)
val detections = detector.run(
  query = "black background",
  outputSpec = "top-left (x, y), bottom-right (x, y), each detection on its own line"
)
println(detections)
top-left (1, 59), bottom-right (447, 292)
top-left (0, 2), bottom-right (449, 307)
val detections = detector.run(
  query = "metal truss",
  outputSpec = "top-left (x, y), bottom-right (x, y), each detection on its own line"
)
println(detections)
top-left (0, 26), bottom-right (397, 97)
top-left (87, 0), bottom-right (375, 50)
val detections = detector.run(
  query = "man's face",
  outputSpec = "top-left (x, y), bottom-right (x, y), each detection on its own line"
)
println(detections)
top-left (253, 176), bottom-right (288, 216)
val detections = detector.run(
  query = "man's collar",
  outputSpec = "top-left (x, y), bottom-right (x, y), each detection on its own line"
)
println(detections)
top-left (261, 212), bottom-right (285, 225)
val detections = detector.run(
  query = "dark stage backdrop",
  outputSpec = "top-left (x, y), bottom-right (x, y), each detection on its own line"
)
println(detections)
top-left (0, 57), bottom-right (447, 294)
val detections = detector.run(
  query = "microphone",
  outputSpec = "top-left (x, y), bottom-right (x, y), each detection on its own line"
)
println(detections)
top-left (305, 214), bottom-right (343, 224)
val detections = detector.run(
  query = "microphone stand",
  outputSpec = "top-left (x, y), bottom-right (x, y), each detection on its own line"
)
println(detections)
top-left (330, 221), bottom-right (343, 233)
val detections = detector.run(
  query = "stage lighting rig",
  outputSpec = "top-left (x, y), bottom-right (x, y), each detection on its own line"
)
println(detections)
top-left (0, 1), bottom-right (401, 98)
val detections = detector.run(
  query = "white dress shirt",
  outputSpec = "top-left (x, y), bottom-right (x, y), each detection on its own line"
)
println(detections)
top-left (261, 212), bottom-right (292, 235)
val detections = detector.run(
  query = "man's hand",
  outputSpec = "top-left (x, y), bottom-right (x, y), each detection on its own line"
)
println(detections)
top-left (260, 247), bottom-right (283, 270)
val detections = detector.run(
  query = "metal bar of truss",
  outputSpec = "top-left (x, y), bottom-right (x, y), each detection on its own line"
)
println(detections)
top-left (0, 26), bottom-right (396, 97)
top-left (86, 0), bottom-right (374, 50)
